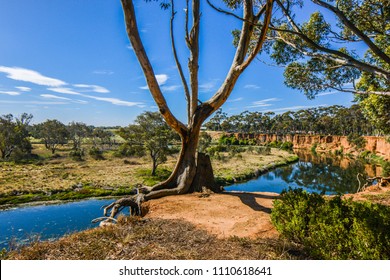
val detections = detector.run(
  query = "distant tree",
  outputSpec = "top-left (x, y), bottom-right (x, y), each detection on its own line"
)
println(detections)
top-left (91, 128), bottom-right (114, 150)
top-left (67, 122), bottom-right (92, 151)
top-left (34, 120), bottom-right (69, 154)
top-left (0, 113), bottom-right (32, 159)
top-left (117, 111), bottom-right (178, 176)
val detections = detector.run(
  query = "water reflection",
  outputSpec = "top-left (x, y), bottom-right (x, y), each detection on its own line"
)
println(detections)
top-left (226, 151), bottom-right (378, 195)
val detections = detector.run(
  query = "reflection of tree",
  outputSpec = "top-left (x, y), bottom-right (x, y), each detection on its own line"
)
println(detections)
top-left (273, 158), bottom-right (369, 194)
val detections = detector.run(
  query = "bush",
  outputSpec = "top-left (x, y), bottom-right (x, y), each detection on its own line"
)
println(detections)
top-left (69, 149), bottom-right (84, 161)
top-left (89, 147), bottom-right (104, 160)
top-left (347, 133), bottom-right (367, 150)
top-left (280, 141), bottom-right (293, 151)
top-left (254, 146), bottom-right (271, 155)
top-left (271, 188), bottom-right (390, 259)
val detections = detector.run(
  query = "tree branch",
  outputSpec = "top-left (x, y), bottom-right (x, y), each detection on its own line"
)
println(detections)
top-left (121, 0), bottom-right (187, 135)
top-left (170, 0), bottom-right (191, 124)
top-left (274, 0), bottom-right (390, 80)
top-left (240, 0), bottom-right (274, 70)
top-left (312, 0), bottom-right (390, 66)
top-left (199, 0), bottom-right (274, 123)
top-left (188, 0), bottom-right (201, 123)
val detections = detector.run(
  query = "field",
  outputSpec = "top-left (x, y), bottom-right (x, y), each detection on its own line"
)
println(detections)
top-left (0, 143), bottom-right (298, 206)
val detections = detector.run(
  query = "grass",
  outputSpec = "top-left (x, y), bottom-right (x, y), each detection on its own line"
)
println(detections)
top-left (0, 144), bottom-right (297, 207)
top-left (362, 191), bottom-right (390, 206)
top-left (3, 217), bottom-right (306, 260)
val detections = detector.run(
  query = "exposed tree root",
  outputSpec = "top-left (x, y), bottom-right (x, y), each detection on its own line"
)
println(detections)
top-left (357, 173), bottom-right (390, 192)
top-left (94, 153), bottom-right (221, 224)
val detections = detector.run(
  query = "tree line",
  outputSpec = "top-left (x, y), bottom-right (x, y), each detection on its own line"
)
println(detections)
top-left (0, 112), bottom-right (178, 176)
top-left (204, 104), bottom-right (388, 136)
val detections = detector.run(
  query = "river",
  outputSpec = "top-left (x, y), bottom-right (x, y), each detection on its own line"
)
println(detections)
top-left (0, 152), bottom-right (379, 249)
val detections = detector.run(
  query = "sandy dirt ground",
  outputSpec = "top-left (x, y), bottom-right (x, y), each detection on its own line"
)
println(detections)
top-left (144, 192), bottom-right (280, 239)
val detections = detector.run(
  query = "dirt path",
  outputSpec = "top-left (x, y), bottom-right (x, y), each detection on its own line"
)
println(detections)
top-left (144, 192), bottom-right (279, 239)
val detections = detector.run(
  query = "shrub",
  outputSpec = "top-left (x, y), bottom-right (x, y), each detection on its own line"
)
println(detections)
top-left (280, 141), bottom-right (293, 151)
top-left (271, 188), bottom-right (390, 259)
top-left (89, 147), bottom-right (104, 160)
top-left (347, 133), bottom-right (367, 150)
top-left (254, 146), bottom-right (271, 155)
top-left (69, 149), bottom-right (84, 161)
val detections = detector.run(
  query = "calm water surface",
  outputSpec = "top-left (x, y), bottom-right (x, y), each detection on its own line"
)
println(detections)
top-left (0, 153), bottom-right (377, 249)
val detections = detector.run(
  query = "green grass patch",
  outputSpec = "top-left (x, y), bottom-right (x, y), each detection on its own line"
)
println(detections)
top-left (135, 168), bottom-right (172, 186)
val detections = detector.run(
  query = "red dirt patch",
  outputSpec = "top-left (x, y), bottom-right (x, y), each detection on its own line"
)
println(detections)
top-left (144, 192), bottom-right (279, 239)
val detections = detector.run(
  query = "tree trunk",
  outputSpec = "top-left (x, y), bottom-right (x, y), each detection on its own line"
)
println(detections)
top-left (101, 127), bottom-right (220, 220)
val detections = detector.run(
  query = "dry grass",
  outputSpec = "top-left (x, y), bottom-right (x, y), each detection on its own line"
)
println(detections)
top-left (5, 217), bottom-right (306, 260)
top-left (0, 144), bottom-right (296, 204)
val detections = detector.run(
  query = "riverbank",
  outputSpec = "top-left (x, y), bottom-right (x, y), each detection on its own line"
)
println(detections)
top-left (3, 192), bottom-right (305, 260)
top-left (4, 184), bottom-right (390, 260)
top-left (0, 146), bottom-right (297, 208)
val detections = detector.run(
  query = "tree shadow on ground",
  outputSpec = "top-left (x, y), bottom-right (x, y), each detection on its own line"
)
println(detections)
top-left (222, 192), bottom-right (277, 214)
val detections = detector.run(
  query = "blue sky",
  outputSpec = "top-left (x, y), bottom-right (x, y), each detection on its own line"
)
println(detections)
top-left (0, 0), bottom-right (355, 126)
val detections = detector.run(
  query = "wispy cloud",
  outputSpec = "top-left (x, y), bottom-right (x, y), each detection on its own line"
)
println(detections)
top-left (247, 98), bottom-right (281, 108)
top-left (227, 97), bottom-right (243, 103)
top-left (0, 90), bottom-right (20, 96)
top-left (0, 66), bottom-right (66, 87)
top-left (161, 85), bottom-right (181, 92)
top-left (47, 87), bottom-right (81, 95)
top-left (0, 100), bottom-right (67, 105)
top-left (317, 91), bottom-right (339, 96)
top-left (15, 86), bottom-right (31, 92)
top-left (244, 84), bottom-right (260, 90)
top-left (82, 94), bottom-right (144, 107)
top-left (40, 94), bottom-right (72, 100)
top-left (199, 81), bottom-right (217, 93)
top-left (262, 104), bottom-right (328, 113)
top-left (73, 84), bottom-right (109, 93)
top-left (92, 70), bottom-right (114, 75)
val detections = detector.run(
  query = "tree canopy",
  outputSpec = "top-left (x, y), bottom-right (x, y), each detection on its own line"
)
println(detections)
top-left (117, 111), bottom-right (178, 176)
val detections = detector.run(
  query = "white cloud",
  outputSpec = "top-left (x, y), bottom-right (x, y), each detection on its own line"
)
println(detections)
top-left (0, 66), bottom-right (66, 87)
top-left (247, 98), bottom-right (281, 108)
top-left (161, 85), bottom-right (181, 92)
top-left (82, 94), bottom-right (144, 107)
top-left (0, 90), bottom-right (20, 96)
top-left (317, 91), bottom-right (339, 96)
top-left (0, 100), bottom-right (67, 105)
top-left (40, 94), bottom-right (71, 100)
top-left (227, 97), bottom-right (243, 103)
top-left (47, 87), bottom-right (81, 95)
top-left (73, 84), bottom-right (110, 93)
top-left (262, 104), bottom-right (328, 113)
top-left (140, 74), bottom-right (169, 90)
top-left (244, 84), bottom-right (260, 90)
top-left (155, 74), bottom-right (168, 85)
top-left (15, 86), bottom-right (31, 92)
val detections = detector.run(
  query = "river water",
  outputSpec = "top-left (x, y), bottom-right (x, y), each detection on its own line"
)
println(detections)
top-left (0, 152), bottom-right (379, 249)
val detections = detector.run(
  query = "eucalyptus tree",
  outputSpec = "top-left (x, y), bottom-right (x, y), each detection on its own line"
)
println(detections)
top-left (34, 120), bottom-right (69, 154)
top-left (102, 0), bottom-right (275, 219)
top-left (266, 0), bottom-right (390, 134)
top-left (0, 113), bottom-right (32, 159)
top-left (117, 111), bottom-right (178, 176)
top-left (266, 0), bottom-right (390, 97)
